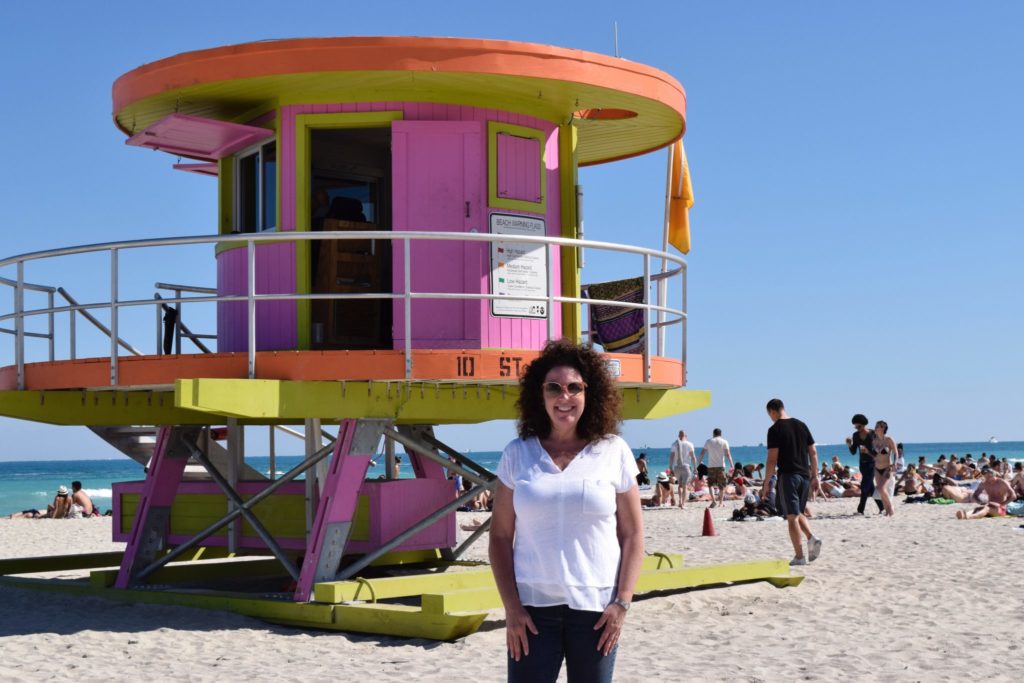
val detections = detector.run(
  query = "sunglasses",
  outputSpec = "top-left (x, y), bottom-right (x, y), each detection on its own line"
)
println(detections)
top-left (542, 381), bottom-right (587, 397)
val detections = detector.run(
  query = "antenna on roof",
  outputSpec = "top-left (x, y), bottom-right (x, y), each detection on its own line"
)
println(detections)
top-left (614, 21), bottom-right (620, 58)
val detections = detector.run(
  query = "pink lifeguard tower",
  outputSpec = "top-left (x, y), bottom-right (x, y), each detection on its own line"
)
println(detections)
top-left (0, 37), bottom-right (800, 639)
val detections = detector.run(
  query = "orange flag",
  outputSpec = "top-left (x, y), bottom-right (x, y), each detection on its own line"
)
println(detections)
top-left (668, 139), bottom-right (694, 254)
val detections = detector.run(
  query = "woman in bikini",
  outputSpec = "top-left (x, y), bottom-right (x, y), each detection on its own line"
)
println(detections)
top-left (872, 420), bottom-right (898, 516)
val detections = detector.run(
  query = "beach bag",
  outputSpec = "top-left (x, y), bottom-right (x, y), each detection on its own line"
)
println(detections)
top-left (1007, 500), bottom-right (1024, 517)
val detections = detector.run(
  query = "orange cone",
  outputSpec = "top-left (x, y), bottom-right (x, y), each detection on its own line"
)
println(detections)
top-left (702, 507), bottom-right (717, 536)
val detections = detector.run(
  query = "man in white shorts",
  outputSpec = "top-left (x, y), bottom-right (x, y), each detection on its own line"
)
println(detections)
top-left (699, 428), bottom-right (734, 508)
top-left (668, 430), bottom-right (696, 508)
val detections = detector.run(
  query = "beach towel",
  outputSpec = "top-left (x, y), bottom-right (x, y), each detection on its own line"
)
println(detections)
top-left (583, 277), bottom-right (645, 353)
top-left (928, 497), bottom-right (955, 505)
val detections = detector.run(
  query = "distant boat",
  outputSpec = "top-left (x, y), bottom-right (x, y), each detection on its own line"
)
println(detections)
top-left (989, 437), bottom-right (999, 444)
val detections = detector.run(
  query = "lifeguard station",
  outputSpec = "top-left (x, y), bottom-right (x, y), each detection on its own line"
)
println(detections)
top-left (0, 37), bottom-right (800, 639)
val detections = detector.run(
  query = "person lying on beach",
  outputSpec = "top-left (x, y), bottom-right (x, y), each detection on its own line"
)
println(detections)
top-left (688, 477), bottom-right (713, 502)
top-left (955, 467), bottom-right (1016, 519)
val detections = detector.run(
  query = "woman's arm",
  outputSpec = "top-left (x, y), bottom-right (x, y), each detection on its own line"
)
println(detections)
top-left (488, 482), bottom-right (536, 661)
top-left (594, 485), bottom-right (644, 655)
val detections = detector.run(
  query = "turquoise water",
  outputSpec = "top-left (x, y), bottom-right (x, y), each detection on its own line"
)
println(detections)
top-left (2, 441), bottom-right (1020, 516)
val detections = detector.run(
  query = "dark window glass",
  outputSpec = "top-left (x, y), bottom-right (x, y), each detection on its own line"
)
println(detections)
top-left (262, 142), bottom-right (277, 230)
top-left (238, 152), bottom-right (258, 233)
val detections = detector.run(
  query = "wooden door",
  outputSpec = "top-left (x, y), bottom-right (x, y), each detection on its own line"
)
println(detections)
top-left (391, 121), bottom-right (484, 349)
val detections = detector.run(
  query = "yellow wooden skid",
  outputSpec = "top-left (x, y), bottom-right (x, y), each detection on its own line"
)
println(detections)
top-left (315, 567), bottom-right (497, 604)
top-left (0, 551), bottom-right (125, 576)
top-left (422, 557), bottom-right (792, 615)
top-left (331, 603), bottom-right (487, 641)
top-left (633, 559), bottom-right (792, 592)
top-left (317, 553), bottom-right (685, 604)
top-left (90, 557), bottom-right (291, 588)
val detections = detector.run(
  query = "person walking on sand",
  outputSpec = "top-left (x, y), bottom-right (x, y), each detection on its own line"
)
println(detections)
top-left (846, 414), bottom-right (883, 515)
top-left (871, 421), bottom-right (898, 516)
top-left (668, 430), bottom-right (696, 508)
top-left (698, 428), bottom-right (734, 508)
top-left (762, 399), bottom-right (822, 566)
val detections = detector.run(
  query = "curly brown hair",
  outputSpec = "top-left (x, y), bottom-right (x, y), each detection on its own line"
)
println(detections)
top-left (516, 339), bottom-right (622, 441)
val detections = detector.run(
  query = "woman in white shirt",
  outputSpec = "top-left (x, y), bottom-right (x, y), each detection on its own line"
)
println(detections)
top-left (489, 339), bottom-right (644, 682)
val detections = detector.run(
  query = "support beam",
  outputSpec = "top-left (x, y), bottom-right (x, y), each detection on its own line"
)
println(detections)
top-left (294, 419), bottom-right (387, 602)
top-left (115, 426), bottom-right (201, 588)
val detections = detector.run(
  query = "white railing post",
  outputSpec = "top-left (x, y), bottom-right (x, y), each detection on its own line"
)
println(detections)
top-left (247, 238), bottom-right (256, 379)
top-left (69, 301), bottom-right (76, 361)
top-left (47, 290), bottom-right (54, 362)
top-left (14, 261), bottom-right (24, 390)
top-left (642, 253), bottom-right (651, 384)
top-left (155, 296), bottom-right (162, 354)
top-left (546, 245), bottom-right (555, 341)
top-left (681, 262), bottom-right (688, 370)
top-left (403, 237), bottom-right (412, 379)
top-left (110, 248), bottom-right (119, 386)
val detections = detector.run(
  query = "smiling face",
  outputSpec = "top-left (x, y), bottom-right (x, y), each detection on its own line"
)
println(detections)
top-left (542, 365), bottom-right (586, 438)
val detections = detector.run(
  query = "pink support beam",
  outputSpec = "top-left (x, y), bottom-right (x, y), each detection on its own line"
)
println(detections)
top-left (294, 419), bottom-right (385, 601)
top-left (114, 426), bottom-right (199, 589)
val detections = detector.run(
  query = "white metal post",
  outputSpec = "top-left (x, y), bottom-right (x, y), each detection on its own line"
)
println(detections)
top-left (403, 238), bottom-right (412, 379)
top-left (14, 262), bottom-right (24, 390)
top-left (247, 239), bottom-right (256, 379)
top-left (47, 291), bottom-right (54, 362)
top-left (658, 145), bottom-right (673, 357)
top-left (110, 248), bottom-right (119, 386)
top-left (643, 254), bottom-right (651, 383)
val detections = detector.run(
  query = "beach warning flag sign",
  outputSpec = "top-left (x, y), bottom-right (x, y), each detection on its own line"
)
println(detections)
top-left (667, 139), bottom-right (694, 254)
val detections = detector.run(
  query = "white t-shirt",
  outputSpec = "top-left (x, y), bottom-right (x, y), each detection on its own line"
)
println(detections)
top-left (703, 436), bottom-right (729, 468)
top-left (496, 435), bottom-right (639, 612)
top-left (670, 439), bottom-right (695, 471)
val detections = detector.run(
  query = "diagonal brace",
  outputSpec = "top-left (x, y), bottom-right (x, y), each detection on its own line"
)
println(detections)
top-left (133, 438), bottom-right (336, 582)
top-left (187, 444), bottom-right (301, 582)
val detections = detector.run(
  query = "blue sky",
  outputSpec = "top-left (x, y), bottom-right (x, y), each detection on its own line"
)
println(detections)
top-left (0, 2), bottom-right (1021, 459)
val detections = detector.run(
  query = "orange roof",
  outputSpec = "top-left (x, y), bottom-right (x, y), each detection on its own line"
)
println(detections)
top-left (113, 36), bottom-right (687, 165)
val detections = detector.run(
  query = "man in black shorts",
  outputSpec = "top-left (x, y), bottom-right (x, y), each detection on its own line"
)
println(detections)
top-left (762, 398), bottom-right (822, 566)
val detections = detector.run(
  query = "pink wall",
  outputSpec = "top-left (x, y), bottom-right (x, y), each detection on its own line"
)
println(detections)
top-left (216, 242), bottom-right (297, 352)
top-left (217, 101), bottom-right (563, 352)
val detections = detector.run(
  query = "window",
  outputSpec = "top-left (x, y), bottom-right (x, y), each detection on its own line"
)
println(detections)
top-left (235, 141), bottom-right (277, 232)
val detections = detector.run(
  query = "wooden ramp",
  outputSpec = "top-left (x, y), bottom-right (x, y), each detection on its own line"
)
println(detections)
top-left (0, 550), bottom-right (802, 641)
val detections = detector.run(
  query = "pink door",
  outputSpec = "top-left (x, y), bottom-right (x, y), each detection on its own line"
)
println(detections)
top-left (391, 121), bottom-right (484, 349)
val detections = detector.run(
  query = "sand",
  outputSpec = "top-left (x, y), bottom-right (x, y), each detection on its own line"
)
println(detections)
top-left (1, 500), bottom-right (1021, 682)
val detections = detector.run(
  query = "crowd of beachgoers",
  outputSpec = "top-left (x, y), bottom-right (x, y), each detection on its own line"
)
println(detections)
top-left (636, 447), bottom-right (1024, 522)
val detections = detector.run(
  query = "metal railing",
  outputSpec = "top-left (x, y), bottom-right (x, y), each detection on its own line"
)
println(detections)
top-left (0, 231), bottom-right (687, 389)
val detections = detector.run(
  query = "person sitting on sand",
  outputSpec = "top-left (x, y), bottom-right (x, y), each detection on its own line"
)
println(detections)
top-left (895, 465), bottom-right (925, 495)
top-left (643, 472), bottom-right (675, 507)
top-left (1008, 462), bottom-right (1024, 498)
top-left (955, 466), bottom-right (1017, 519)
top-left (13, 485), bottom-right (76, 519)
top-left (68, 480), bottom-right (95, 518)
top-left (689, 476), bottom-right (712, 502)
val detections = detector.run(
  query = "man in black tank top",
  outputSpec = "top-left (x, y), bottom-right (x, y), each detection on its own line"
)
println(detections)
top-left (846, 414), bottom-right (883, 514)
top-left (762, 398), bottom-right (822, 566)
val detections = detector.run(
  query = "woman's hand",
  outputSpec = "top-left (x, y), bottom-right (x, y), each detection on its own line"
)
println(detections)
top-left (505, 604), bottom-right (538, 661)
top-left (594, 603), bottom-right (626, 656)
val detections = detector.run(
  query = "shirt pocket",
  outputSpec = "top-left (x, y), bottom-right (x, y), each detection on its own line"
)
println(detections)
top-left (581, 478), bottom-right (617, 517)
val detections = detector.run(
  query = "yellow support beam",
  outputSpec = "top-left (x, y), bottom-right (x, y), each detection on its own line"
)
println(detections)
top-left (176, 378), bottom-right (710, 423)
top-left (331, 603), bottom-right (487, 641)
top-left (315, 567), bottom-right (497, 604)
top-left (633, 559), bottom-right (795, 593)
top-left (0, 390), bottom-right (216, 426)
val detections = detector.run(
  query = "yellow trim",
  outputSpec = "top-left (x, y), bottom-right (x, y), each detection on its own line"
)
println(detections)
top-left (487, 121), bottom-right (547, 214)
top-left (293, 111), bottom-right (404, 349)
top-left (173, 378), bottom-right (709, 423)
top-left (558, 123), bottom-right (580, 340)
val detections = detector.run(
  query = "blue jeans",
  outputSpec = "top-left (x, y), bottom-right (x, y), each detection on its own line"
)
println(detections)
top-left (507, 604), bottom-right (617, 683)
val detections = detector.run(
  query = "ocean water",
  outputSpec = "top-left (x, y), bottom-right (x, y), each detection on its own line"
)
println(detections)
top-left (2, 441), bottom-right (1020, 516)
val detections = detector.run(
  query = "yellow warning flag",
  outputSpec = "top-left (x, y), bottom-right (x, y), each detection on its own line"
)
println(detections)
top-left (668, 139), bottom-right (694, 254)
